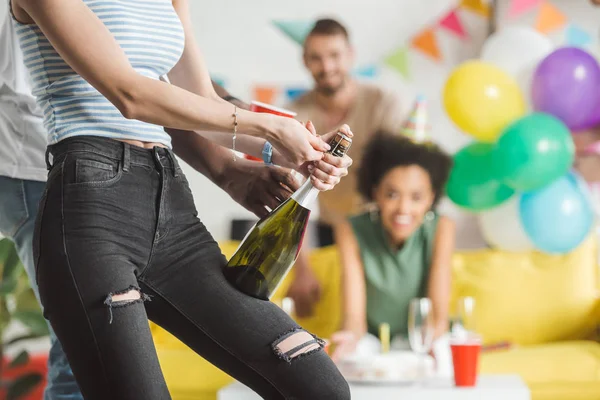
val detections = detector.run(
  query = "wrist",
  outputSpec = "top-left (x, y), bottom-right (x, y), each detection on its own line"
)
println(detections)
top-left (238, 111), bottom-right (279, 139)
top-left (262, 141), bottom-right (274, 165)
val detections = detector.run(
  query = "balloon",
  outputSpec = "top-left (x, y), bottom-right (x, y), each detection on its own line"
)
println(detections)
top-left (446, 142), bottom-right (515, 211)
top-left (481, 27), bottom-right (554, 100)
top-left (444, 60), bottom-right (526, 143)
top-left (532, 47), bottom-right (600, 131)
top-left (478, 195), bottom-right (534, 252)
top-left (520, 171), bottom-right (594, 254)
top-left (493, 113), bottom-right (575, 191)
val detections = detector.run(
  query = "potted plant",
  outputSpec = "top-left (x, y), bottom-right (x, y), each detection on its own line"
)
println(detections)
top-left (0, 238), bottom-right (50, 400)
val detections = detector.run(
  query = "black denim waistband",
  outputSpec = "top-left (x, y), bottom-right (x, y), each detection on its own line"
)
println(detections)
top-left (45, 136), bottom-right (181, 177)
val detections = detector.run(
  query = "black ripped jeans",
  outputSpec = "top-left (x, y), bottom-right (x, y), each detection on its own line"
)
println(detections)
top-left (33, 136), bottom-right (350, 400)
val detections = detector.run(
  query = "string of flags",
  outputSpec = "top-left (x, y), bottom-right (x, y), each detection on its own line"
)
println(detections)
top-left (268, 1), bottom-right (589, 91)
top-left (383, 0), bottom-right (588, 79)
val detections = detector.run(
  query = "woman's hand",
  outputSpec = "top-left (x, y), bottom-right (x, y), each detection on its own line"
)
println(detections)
top-left (306, 124), bottom-right (353, 191)
top-left (330, 330), bottom-right (361, 363)
top-left (273, 122), bottom-right (354, 191)
top-left (267, 116), bottom-right (331, 166)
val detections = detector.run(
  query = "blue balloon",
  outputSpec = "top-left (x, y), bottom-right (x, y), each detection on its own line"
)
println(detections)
top-left (520, 172), bottom-right (594, 254)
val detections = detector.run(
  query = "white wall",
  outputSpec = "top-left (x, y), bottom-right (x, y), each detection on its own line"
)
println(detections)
top-left (180, 0), bottom-right (600, 249)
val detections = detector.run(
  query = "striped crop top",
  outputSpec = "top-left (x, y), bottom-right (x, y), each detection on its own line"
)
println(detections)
top-left (11, 0), bottom-right (185, 148)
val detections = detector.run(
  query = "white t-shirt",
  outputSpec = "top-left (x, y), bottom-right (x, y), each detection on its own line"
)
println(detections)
top-left (0, 3), bottom-right (46, 182)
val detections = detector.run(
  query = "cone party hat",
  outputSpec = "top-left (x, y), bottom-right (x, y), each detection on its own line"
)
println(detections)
top-left (401, 94), bottom-right (431, 144)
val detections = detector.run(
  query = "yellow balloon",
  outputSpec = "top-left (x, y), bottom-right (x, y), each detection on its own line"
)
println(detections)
top-left (444, 60), bottom-right (526, 142)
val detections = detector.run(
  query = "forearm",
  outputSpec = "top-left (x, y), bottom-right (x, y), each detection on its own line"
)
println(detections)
top-left (18, 0), bottom-right (274, 140)
top-left (428, 272), bottom-right (451, 339)
top-left (195, 130), bottom-right (267, 160)
top-left (127, 77), bottom-right (274, 138)
top-left (342, 307), bottom-right (367, 336)
top-left (168, 128), bottom-right (231, 186)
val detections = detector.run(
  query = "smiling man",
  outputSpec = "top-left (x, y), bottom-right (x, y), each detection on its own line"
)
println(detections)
top-left (286, 18), bottom-right (409, 317)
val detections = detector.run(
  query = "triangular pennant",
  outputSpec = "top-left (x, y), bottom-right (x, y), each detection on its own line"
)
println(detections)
top-left (411, 28), bottom-right (442, 62)
top-left (211, 76), bottom-right (225, 89)
top-left (286, 87), bottom-right (308, 101)
top-left (384, 47), bottom-right (410, 79)
top-left (460, 0), bottom-right (490, 18)
top-left (508, 0), bottom-right (542, 19)
top-left (439, 10), bottom-right (468, 39)
top-left (565, 24), bottom-right (592, 47)
top-left (535, 2), bottom-right (567, 34)
top-left (272, 20), bottom-right (315, 45)
top-left (353, 65), bottom-right (379, 78)
top-left (253, 86), bottom-right (278, 104)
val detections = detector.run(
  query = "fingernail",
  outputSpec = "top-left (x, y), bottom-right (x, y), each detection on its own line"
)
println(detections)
top-left (308, 165), bottom-right (314, 172)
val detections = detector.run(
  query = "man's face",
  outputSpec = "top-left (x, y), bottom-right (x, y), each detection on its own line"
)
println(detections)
top-left (303, 34), bottom-right (354, 96)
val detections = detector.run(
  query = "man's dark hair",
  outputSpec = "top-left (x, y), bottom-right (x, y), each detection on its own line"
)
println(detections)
top-left (306, 18), bottom-right (350, 42)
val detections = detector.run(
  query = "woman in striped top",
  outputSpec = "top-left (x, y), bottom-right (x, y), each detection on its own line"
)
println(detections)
top-left (10, 0), bottom-right (353, 399)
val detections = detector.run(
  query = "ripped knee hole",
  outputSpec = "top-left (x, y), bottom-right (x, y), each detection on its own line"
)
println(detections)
top-left (103, 286), bottom-right (151, 324)
top-left (272, 329), bottom-right (324, 363)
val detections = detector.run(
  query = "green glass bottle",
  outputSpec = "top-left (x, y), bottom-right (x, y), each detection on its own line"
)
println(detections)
top-left (223, 132), bottom-right (352, 300)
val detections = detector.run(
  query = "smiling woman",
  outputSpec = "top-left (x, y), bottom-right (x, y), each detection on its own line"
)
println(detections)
top-left (330, 133), bottom-right (456, 362)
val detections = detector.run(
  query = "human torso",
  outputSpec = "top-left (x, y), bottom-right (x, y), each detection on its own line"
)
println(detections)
top-left (11, 0), bottom-right (185, 149)
top-left (349, 211), bottom-right (439, 338)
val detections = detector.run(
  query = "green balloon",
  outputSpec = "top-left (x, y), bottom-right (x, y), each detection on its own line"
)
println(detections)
top-left (447, 142), bottom-right (515, 211)
top-left (493, 113), bottom-right (574, 191)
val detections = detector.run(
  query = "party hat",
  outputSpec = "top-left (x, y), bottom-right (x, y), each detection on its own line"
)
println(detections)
top-left (401, 94), bottom-right (431, 143)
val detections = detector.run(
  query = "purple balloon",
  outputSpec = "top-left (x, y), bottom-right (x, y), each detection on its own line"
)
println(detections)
top-left (532, 47), bottom-right (600, 131)
top-left (575, 101), bottom-right (600, 131)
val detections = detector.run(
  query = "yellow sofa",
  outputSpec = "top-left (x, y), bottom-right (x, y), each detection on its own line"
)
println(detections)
top-left (150, 237), bottom-right (600, 400)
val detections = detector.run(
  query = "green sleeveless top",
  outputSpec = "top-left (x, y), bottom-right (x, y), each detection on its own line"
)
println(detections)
top-left (349, 211), bottom-right (439, 338)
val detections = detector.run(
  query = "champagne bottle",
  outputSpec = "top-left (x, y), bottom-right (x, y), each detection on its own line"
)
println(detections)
top-left (223, 132), bottom-right (352, 300)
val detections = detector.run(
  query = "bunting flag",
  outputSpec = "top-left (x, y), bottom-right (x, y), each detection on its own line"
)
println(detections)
top-left (565, 24), bottom-right (592, 47)
top-left (272, 20), bottom-right (315, 45)
top-left (253, 86), bottom-right (278, 104)
top-left (353, 65), bottom-right (379, 78)
top-left (438, 9), bottom-right (468, 39)
top-left (535, 2), bottom-right (567, 34)
top-left (507, 0), bottom-right (542, 19)
top-left (411, 28), bottom-right (442, 62)
top-left (460, 0), bottom-right (490, 18)
top-left (211, 76), bottom-right (225, 89)
top-left (286, 87), bottom-right (308, 101)
top-left (384, 47), bottom-right (410, 79)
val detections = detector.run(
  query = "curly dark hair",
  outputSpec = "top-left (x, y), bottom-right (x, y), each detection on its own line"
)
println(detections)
top-left (357, 133), bottom-right (453, 207)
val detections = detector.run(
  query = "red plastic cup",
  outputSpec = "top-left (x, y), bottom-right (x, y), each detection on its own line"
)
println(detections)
top-left (450, 336), bottom-right (482, 387)
top-left (250, 101), bottom-right (297, 118)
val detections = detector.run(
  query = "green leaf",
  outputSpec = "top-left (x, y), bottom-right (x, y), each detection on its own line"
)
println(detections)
top-left (7, 373), bottom-right (42, 400)
top-left (5, 333), bottom-right (48, 347)
top-left (14, 288), bottom-right (42, 314)
top-left (12, 311), bottom-right (50, 336)
top-left (0, 239), bottom-right (23, 282)
top-left (0, 278), bottom-right (18, 295)
top-left (8, 350), bottom-right (29, 369)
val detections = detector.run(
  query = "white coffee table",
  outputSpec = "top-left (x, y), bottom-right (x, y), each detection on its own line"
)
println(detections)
top-left (217, 374), bottom-right (530, 400)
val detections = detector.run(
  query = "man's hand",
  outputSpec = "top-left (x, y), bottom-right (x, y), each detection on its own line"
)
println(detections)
top-left (222, 160), bottom-right (301, 218)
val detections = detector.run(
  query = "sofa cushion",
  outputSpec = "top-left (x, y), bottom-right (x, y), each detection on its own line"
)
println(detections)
top-left (452, 236), bottom-right (600, 345)
top-left (481, 341), bottom-right (600, 383)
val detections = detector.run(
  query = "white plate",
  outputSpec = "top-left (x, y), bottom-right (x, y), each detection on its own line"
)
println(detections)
top-left (345, 376), bottom-right (416, 386)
